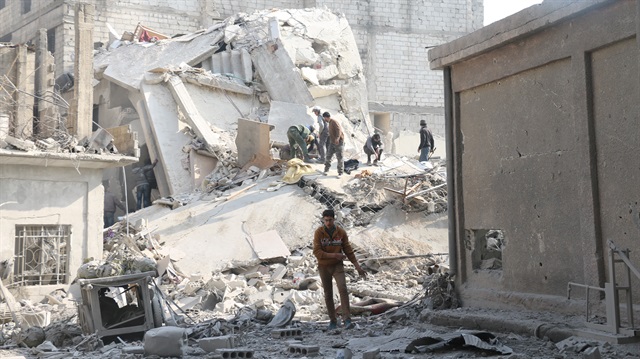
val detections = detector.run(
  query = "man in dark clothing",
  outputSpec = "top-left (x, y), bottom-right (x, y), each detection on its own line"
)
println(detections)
top-left (287, 124), bottom-right (316, 163)
top-left (104, 185), bottom-right (125, 228)
top-left (132, 158), bottom-right (158, 210)
top-left (312, 106), bottom-right (329, 161)
top-left (313, 209), bottom-right (367, 330)
top-left (322, 112), bottom-right (345, 176)
top-left (363, 133), bottom-right (384, 165)
top-left (418, 119), bottom-right (435, 162)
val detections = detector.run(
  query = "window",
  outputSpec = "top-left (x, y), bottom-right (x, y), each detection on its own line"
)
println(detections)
top-left (47, 27), bottom-right (56, 55)
top-left (21, 0), bottom-right (31, 14)
top-left (14, 225), bottom-right (70, 286)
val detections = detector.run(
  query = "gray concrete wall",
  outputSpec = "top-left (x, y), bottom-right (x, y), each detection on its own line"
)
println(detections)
top-left (0, 163), bottom-right (105, 299)
top-left (429, 0), bottom-right (639, 312)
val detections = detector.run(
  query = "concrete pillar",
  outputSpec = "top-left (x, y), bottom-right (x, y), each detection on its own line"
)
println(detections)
top-left (231, 49), bottom-right (242, 79)
top-left (211, 53), bottom-right (222, 74)
top-left (14, 45), bottom-right (33, 138)
top-left (240, 48), bottom-right (252, 82)
top-left (70, 3), bottom-right (95, 139)
top-left (221, 51), bottom-right (231, 74)
top-left (35, 28), bottom-right (57, 137)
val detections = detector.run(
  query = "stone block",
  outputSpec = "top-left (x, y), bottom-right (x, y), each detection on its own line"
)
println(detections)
top-left (198, 335), bottom-right (235, 352)
top-left (362, 348), bottom-right (381, 359)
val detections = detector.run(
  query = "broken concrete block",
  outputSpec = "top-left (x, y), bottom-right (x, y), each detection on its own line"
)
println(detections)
top-left (88, 128), bottom-right (115, 150)
top-left (198, 335), bottom-right (235, 352)
top-left (143, 327), bottom-right (187, 358)
top-left (273, 289), bottom-right (291, 303)
top-left (271, 328), bottom-right (302, 339)
top-left (5, 136), bottom-right (35, 151)
top-left (583, 347), bottom-right (601, 359)
top-left (317, 64), bottom-right (339, 81)
top-left (362, 348), bottom-right (381, 359)
top-left (288, 343), bottom-right (319, 356)
top-left (300, 67), bottom-right (319, 85)
top-left (271, 264), bottom-right (287, 281)
top-left (122, 346), bottom-right (145, 354)
top-left (336, 348), bottom-right (353, 359)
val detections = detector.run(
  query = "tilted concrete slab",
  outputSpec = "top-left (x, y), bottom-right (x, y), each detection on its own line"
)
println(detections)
top-left (166, 75), bottom-right (223, 152)
top-left (184, 82), bottom-right (252, 135)
top-left (140, 82), bottom-right (192, 195)
top-left (124, 182), bottom-right (322, 275)
top-left (236, 118), bottom-right (272, 168)
top-left (250, 39), bottom-right (313, 106)
top-left (94, 30), bottom-right (225, 91)
top-left (181, 71), bottom-right (253, 96)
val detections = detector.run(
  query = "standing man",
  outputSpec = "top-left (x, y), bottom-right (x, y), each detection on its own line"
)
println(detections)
top-left (287, 124), bottom-right (315, 163)
top-left (103, 182), bottom-right (125, 228)
top-left (132, 158), bottom-right (158, 210)
top-left (322, 112), bottom-right (345, 176)
top-left (313, 209), bottom-right (367, 330)
top-left (363, 133), bottom-right (384, 166)
top-left (418, 119), bottom-right (435, 162)
top-left (312, 106), bottom-right (328, 162)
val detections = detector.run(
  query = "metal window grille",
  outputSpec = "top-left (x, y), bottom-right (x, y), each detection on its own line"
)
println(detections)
top-left (14, 225), bottom-right (70, 286)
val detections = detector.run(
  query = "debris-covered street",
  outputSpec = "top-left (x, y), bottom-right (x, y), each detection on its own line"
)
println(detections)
top-left (1, 1), bottom-right (640, 359)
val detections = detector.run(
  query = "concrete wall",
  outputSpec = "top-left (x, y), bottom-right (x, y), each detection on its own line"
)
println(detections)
top-left (0, 0), bottom-right (482, 138)
top-left (429, 0), bottom-right (639, 312)
top-left (0, 163), bottom-right (105, 299)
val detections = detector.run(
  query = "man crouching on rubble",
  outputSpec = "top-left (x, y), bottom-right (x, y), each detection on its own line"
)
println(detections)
top-left (313, 209), bottom-right (367, 330)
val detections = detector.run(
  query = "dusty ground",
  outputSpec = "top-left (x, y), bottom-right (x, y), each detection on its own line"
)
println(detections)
top-left (1, 156), bottom-right (639, 359)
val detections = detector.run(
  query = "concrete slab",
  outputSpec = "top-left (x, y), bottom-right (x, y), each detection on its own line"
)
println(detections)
top-left (140, 83), bottom-right (192, 195)
top-left (250, 230), bottom-right (290, 260)
top-left (95, 30), bottom-right (225, 91)
top-left (123, 182), bottom-right (323, 275)
top-left (235, 118), bottom-right (272, 168)
top-left (250, 39), bottom-right (313, 106)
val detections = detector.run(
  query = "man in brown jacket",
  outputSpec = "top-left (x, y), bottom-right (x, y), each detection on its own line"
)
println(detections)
top-left (322, 112), bottom-right (345, 176)
top-left (313, 209), bottom-right (367, 330)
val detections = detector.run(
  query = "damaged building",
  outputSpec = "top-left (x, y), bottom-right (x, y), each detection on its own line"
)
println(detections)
top-left (429, 0), bottom-right (640, 342)
top-left (0, 0), bottom-right (484, 146)
top-left (0, 6), bottom-right (138, 299)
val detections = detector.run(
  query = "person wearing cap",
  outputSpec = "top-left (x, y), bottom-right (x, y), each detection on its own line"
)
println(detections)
top-left (363, 133), bottom-right (384, 166)
top-left (322, 112), bottom-right (345, 176)
top-left (313, 208), bottom-right (367, 330)
top-left (418, 119), bottom-right (434, 162)
top-left (287, 124), bottom-right (315, 163)
top-left (312, 106), bottom-right (328, 161)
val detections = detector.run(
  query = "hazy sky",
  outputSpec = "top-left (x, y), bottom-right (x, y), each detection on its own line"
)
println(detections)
top-left (484, 0), bottom-right (544, 25)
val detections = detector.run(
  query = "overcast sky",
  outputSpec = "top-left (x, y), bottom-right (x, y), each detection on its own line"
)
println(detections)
top-left (484, 0), bottom-right (544, 25)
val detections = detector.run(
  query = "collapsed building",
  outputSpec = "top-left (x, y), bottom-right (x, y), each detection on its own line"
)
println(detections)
top-left (0, 5), bottom-right (457, 357)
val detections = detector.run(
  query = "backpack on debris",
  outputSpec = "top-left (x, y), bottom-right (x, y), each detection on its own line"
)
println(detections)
top-left (343, 159), bottom-right (360, 175)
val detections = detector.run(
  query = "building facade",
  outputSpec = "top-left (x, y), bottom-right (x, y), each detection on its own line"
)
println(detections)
top-left (0, 0), bottom-right (483, 139)
top-left (429, 0), bottom-right (639, 316)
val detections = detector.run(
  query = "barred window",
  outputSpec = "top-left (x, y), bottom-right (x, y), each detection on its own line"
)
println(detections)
top-left (14, 225), bottom-right (70, 286)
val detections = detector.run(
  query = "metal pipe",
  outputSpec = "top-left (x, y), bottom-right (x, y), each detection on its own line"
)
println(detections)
top-left (122, 166), bottom-right (129, 237)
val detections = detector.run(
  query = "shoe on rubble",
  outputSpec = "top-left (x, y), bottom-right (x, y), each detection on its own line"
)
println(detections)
top-left (344, 319), bottom-right (355, 329)
top-left (327, 321), bottom-right (337, 330)
top-left (366, 161), bottom-right (372, 165)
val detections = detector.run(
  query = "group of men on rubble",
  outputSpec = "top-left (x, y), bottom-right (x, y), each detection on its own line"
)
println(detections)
top-left (286, 106), bottom-right (435, 176)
